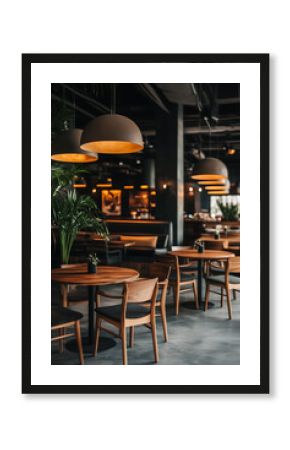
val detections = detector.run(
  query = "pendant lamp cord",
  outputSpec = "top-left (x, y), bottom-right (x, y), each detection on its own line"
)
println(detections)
top-left (111, 84), bottom-right (116, 114)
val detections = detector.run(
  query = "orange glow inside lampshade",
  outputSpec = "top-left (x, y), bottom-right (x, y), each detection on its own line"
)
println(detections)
top-left (51, 153), bottom-right (97, 163)
top-left (140, 185), bottom-right (149, 189)
top-left (124, 185), bottom-right (134, 189)
top-left (80, 114), bottom-right (144, 154)
top-left (191, 157), bottom-right (228, 181)
top-left (207, 190), bottom-right (229, 195)
top-left (198, 180), bottom-right (226, 186)
top-left (205, 185), bottom-right (227, 191)
top-left (51, 129), bottom-right (98, 163)
top-left (191, 174), bottom-right (226, 181)
top-left (81, 141), bottom-right (143, 154)
top-left (96, 183), bottom-right (112, 188)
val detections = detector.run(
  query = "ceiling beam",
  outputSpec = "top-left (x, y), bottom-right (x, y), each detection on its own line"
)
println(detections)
top-left (60, 83), bottom-right (110, 114)
top-left (52, 94), bottom-right (95, 119)
top-left (137, 84), bottom-right (170, 113)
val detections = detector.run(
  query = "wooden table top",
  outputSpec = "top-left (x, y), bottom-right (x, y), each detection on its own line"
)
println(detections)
top-left (169, 249), bottom-right (235, 260)
top-left (51, 265), bottom-right (139, 285)
top-left (199, 234), bottom-right (240, 243)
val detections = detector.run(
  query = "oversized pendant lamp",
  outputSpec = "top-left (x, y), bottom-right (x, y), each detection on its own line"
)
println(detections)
top-left (80, 84), bottom-right (143, 154)
top-left (191, 157), bottom-right (228, 181)
top-left (191, 128), bottom-right (228, 181)
top-left (51, 128), bottom-right (98, 163)
top-left (80, 114), bottom-right (144, 154)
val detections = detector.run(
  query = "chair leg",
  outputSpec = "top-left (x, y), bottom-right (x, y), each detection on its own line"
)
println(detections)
top-left (205, 283), bottom-right (210, 311)
top-left (61, 284), bottom-right (68, 308)
top-left (122, 328), bottom-right (128, 365)
top-left (193, 281), bottom-right (199, 309)
top-left (221, 288), bottom-right (224, 307)
top-left (151, 317), bottom-right (159, 363)
top-left (58, 328), bottom-right (64, 353)
top-left (129, 326), bottom-right (135, 348)
top-left (93, 317), bottom-right (102, 356)
top-left (74, 321), bottom-right (84, 365)
top-left (173, 284), bottom-right (180, 315)
top-left (160, 303), bottom-right (168, 342)
top-left (226, 286), bottom-right (232, 320)
top-left (95, 292), bottom-right (101, 308)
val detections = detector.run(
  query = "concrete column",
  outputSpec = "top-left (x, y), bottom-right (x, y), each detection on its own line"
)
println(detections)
top-left (155, 104), bottom-right (184, 244)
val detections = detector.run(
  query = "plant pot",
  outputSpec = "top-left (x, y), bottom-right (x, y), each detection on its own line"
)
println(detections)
top-left (88, 262), bottom-right (97, 274)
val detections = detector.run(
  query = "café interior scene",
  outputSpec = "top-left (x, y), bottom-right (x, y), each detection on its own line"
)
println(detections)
top-left (51, 83), bottom-right (240, 365)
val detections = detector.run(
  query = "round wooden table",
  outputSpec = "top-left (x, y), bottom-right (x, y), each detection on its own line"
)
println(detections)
top-left (52, 265), bottom-right (139, 352)
top-left (169, 250), bottom-right (235, 309)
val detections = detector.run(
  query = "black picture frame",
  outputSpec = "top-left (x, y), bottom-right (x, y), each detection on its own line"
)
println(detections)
top-left (22, 53), bottom-right (269, 394)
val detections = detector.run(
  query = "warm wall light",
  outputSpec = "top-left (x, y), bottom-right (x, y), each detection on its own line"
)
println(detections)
top-left (189, 186), bottom-right (194, 192)
top-left (96, 183), bottom-right (112, 188)
top-left (191, 157), bottom-right (228, 181)
top-left (227, 148), bottom-right (236, 155)
top-left (198, 187), bottom-right (203, 192)
top-left (107, 177), bottom-right (112, 182)
top-left (140, 185), bottom-right (149, 189)
top-left (151, 191), bottom-right (156, 196)
top-left (162, 184), bottom-right (168, 190)
top-left (124, 185), bottom-right (134, 189)
top-left (92, 188), bottom-right (97, 193)
top-left (51, 129), bottom-right (98, 163)
top-left (80, 114), bottom-right (144, 154)
top-left (73, 183), bottom-right (87, 188)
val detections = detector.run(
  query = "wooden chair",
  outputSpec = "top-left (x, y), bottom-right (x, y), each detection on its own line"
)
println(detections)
top-left (93, 278), bottom-right (159, 365)
top-left (118, 262), bottom-right (171, 341)
top-left (51, 307), bottom-right (84, 364)
top-left (204, 256), bottom-right (240, 320)
top-left (59, 263), bottom-right (102, 308)
top-left (156, 254), bottom-right (198, 315)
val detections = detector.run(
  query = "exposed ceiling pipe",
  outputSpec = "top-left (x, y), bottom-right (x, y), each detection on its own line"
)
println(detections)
top-left (137, 84), bottom-right (170, 113)
top-left (143, 125), bottom-right (240, 137)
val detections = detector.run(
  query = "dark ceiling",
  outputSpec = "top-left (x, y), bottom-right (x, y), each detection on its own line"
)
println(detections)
top-left (51, 83), bottom-right (240, 185)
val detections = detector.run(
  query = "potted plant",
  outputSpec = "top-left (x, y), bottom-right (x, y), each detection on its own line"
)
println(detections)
top-left (217, 201), bottom-right (239, 221)
top-left (51, 165), bottom-right (108, 265)
top-left (87, 253), bottom-right (100, 274)
top-left (194, 239), bottom-right (204, 253)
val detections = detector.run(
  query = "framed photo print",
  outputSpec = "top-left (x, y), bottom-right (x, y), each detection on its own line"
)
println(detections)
top-left (22, 53), bottom-right (269, 394)
top-left (101, 189), bottom-right (122, 216)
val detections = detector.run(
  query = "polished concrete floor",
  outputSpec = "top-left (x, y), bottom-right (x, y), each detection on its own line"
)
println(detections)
top-left (51, 282), bottom-right (240, 365)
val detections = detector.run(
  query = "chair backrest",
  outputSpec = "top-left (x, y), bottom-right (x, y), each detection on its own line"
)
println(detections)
top-left (229, 256), bottom-right (240, 273)
top-left (146, 262), bottom-right (171, 282)
top-left (124, 278), bottom-right (158, 304)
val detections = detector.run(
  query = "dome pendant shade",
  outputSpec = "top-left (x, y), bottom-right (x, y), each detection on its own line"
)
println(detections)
top-left (80, 114), bottom-right (144, 154)
top-left (205, 180), bottom-right (230, 191)
top-left (191, 157), bottom-right (228, 181)
top-left (51, 129), bottom-right (98, 163)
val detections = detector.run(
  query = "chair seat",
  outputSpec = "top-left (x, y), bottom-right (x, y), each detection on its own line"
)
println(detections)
top-left (51, 307), bottom-right (83, 327)
top-left (206, 274), bottom-right (240, 285)
top-left (96, 304), bottom-right (151, 322)
top-left (170, 271), bottom-right (197, 282)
